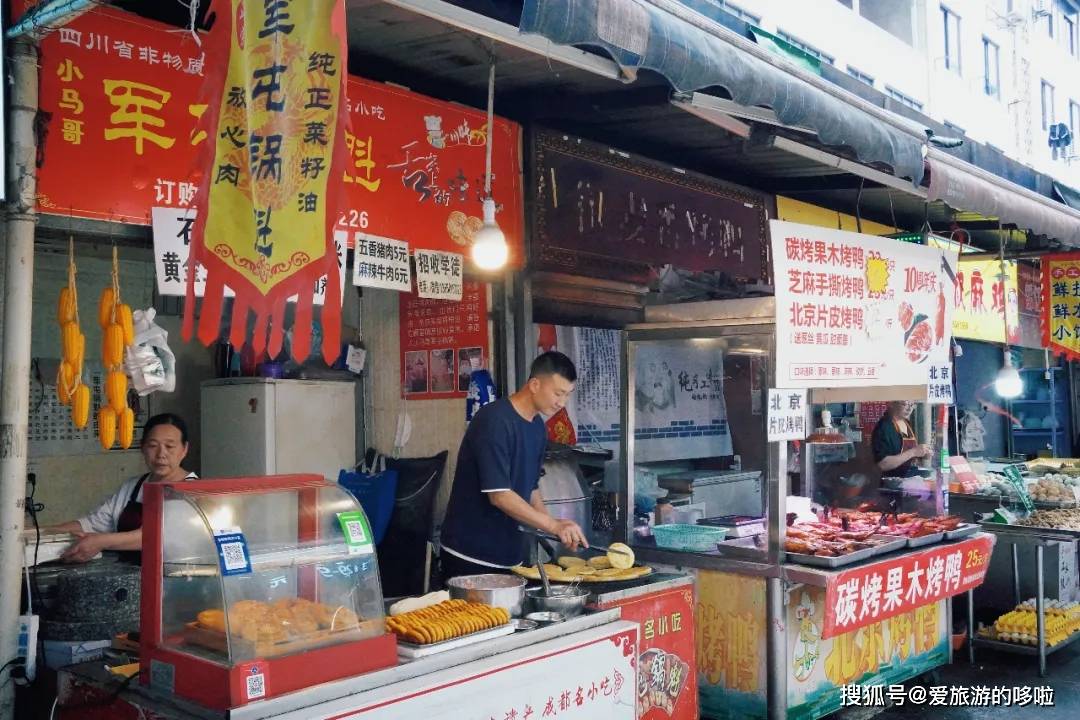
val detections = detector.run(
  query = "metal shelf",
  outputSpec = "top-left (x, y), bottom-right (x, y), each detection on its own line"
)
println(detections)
top-left (973, 631), bottom-right (1080, 656)
top-left (1011, 429), bottom-right (1067, 436)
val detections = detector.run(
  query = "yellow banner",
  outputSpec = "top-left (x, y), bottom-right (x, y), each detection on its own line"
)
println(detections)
top-left (184, 0), bottom-right (347, 363)
top-left (1044, 253), bottom-right (1080, 360)
top-left (952, 259), bottom-right (1019, 344)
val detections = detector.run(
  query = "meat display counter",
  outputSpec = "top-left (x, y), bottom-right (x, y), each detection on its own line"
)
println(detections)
top-left (618, 298), bottom-right (995, 720)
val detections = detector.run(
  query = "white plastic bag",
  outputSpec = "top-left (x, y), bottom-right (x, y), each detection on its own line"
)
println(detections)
top-left (124, 308), bottom-right (176, 395)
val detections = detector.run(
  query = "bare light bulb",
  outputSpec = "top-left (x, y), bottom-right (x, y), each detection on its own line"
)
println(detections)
top-left (994, 353), bottom-right (1022, 399)
top-left (471, 197), bottom-right (508, 271)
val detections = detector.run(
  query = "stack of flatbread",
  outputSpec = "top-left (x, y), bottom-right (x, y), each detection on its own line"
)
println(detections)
top-left (512, 544), bottom-right (651, 583)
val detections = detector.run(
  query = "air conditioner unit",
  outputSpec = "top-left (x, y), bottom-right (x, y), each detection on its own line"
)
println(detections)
top-left (1033, 1), bottom-right (1051, 19)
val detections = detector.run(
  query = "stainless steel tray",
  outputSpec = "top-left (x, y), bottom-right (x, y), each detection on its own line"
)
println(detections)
top-left (904, 532), bottom-right (945, 548)
top-left (980, 521), bottom-right (1080, 540)
top-left (867, 535), bottom-right (907, 556)
top-left (716, 534), bottom-right (767, 560)
top-left (785, 543), bottom-right (879, 568)
top-left (944, 523), bottom-right (980, 540)
top-left (397, 623), bottom-right (515, 658)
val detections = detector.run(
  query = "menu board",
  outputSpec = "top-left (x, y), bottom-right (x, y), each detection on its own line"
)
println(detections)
top-left (772, 221), bottom-right (957, 389)
top-left (399, 282), bottom-right (488, 400)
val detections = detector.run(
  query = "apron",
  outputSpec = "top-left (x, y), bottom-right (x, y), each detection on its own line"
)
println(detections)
top-left (895, 420), bottom-right (919, 477)
top-left (116, 473), bottom-right (150, 563)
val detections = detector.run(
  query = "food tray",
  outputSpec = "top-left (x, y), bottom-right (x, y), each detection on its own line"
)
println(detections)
top-left (182, 621), bottom-right (375, 658)
top-left (944, 523), bottom-right (980, 540)
top-left (903, 532), bottom-right (945, 548)
top-left (785, 543), bottom-right (879, 568)
top-left (512, 565), bottom-right (653, 583)
top-left (867, 535), bottom-right (907, 556)
top-left (397, 623), bottom-right (514, 659)
top-left (652, 524), bottom-right (728, 552)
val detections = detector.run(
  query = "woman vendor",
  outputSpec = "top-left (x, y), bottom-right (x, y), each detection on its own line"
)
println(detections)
top-left (48, 413), bottom-right (196, 563)
top-left (871, 401), bottom-right (931, 478)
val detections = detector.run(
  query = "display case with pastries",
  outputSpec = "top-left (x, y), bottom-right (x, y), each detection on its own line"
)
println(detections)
top-left (140, 474), bottom-right (398, 710)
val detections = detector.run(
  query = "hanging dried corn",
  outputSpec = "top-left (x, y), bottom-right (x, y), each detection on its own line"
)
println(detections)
top-left (99, 245), bottom-right (136, 449)
top-left (56, 237), bottom-right (87, 424)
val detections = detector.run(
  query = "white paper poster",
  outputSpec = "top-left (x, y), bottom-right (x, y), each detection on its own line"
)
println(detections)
top-left (415, 249), bottom-right (464, 300)
top-left (771, 220), bottom-right (957, 389)
top-left (152, 207), bottom-right (346, 306)
top-left (927, 363), bottom-right (955, 405)
top-left (767, 389), bottom-right (808, 441)
top-left (632, 342), bottom-right (733, 462)
top-left (351, 232), bottom-right (411, 292)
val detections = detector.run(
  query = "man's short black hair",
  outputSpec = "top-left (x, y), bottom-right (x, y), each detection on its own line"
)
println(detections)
top-left (530, 351), bottom-right (577, 382)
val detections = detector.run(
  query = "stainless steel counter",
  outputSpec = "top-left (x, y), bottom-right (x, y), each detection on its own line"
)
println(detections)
top-left (586, 572), bottom-right (693, 605)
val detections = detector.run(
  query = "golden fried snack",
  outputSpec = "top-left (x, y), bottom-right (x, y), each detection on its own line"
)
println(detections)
top-left (197, 609), bottom-right (226, 633)
top-left (588, 556), bottom-right (612, 570)
top-left (557, 556), bottom-right (586, 569)
top-left (387, 600), bottom-right (510, 645)
top-left (606, 543), bottom-right (635, 570)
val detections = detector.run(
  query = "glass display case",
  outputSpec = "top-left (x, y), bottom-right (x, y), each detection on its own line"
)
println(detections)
top-left (141, 475), bottom-right (398, 710)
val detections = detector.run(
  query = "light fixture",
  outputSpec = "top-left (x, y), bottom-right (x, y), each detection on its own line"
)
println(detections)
top-left (471, 63), bottom-right (509, 271)
top-left (995, 351), bottom-right (1022, 399)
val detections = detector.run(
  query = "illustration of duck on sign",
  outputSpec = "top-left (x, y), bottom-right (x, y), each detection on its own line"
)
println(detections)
top-left (793, 592), bottom-right (821, 682)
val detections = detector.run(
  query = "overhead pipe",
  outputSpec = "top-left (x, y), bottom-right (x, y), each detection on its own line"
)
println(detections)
top-left (0, 39), bottom-right (39, 715)
top-left (5, 0), bottom-right (98, 39)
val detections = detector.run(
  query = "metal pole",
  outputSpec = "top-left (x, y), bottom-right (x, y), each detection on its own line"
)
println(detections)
top-left (0, 39), bottom-right (39, 715)
top-left (766, 577), bottom-right (786, 720)
top-left (1012, 544), bottom-right (1021, 607)
top-left (1036, 544), bottom-right (1046, 677)
top-left (967, 589), bottom-right (975, 664)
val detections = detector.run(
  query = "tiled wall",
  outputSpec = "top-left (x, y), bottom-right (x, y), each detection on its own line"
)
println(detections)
top-left (361, 287), bottom-right (489, 529)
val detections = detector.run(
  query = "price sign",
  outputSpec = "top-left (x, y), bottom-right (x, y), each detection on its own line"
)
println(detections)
top-left (1003, 465), bottom-right (1035, 514)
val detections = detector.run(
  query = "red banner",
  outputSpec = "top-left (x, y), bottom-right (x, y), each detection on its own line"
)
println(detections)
top-left (822, 534), bottom-right (995, 639)
top-left (34, 6), bottom-right (524, 267)
top-left (1042, 253), bottom-right (1080, 361)
top-left (595, 584), bottom-right (699, 720)
top-left (399, 282), bottom-right (488, 400)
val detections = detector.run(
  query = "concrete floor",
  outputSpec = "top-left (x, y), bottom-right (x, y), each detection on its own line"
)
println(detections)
top-left (838, 642), bottom-right (1080, 720)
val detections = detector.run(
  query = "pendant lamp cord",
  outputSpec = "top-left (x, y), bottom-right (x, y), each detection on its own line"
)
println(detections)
top-left (485, 63), bottom-right (494, 197)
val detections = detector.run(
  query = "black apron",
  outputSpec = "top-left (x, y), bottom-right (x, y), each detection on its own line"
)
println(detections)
top-left (116, 473), bottom-right (149, 563)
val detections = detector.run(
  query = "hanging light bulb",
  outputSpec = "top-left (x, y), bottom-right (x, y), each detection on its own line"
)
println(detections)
top-left (995, 349), bottom-right (1022, 399)
top-left (471, 63), bottom-right (509, 271)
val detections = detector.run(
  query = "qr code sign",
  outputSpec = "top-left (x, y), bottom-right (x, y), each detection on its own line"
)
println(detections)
top-left (246, 672), bottom-right (266, 700)
top-left (345, 520), bottom-right (368, 544)
top-left (220, 542), bottom-right (248, 571)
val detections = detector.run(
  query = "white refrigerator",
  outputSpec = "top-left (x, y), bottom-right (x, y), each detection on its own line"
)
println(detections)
top-left (200, 378), bottom-right (357, 481)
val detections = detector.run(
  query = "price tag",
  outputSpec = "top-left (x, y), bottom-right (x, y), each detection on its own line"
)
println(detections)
top-left (213, 529), bottom-right (252, 576)
top-left (1003, 465), bottom-right (1035, 514)
top-left (337, 511), bottom-right (374, 555)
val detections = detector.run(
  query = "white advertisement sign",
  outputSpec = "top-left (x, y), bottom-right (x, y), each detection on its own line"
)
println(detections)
top-left (772, 220), bottom-right (957, 389)
top-left (927, 363), bottom-right (955, 405)
top-left (767, 389), bottom-right (808, 441)
top-left (415, 249), bottom-right (464, 301)
top-left (351, 233), bottom-right (411, 292)
top-left (633, 342), bottom-right (734, 462)
top-left (272, 624), bottom-right (639, 720)
top-left (151, 207), bottom-right (346, 306)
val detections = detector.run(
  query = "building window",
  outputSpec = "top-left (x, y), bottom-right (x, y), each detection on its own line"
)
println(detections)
top-left (1042, 80), bottom-right (1056, 130)
top-left (860, 0), bottom-right (916, 46)
top-left (1063, 6), bottom-right (1077, 56)
top-left (983, 37), bottom-right (1000, 99)
top-left (1071, 101), bottom-right (1080, 146)
top-left (775, 29), bottom-right (835, 64)
top-left (847, 65), bottom-right (875, 86)
top-left (718, 0), bottom-right (761, 25)
top-left (944, 120), bottom-right (966, 135)
top-left (1047, 6), bottom-right (1056, 38)
top-left (836, 0), bottom-right (854, 8)
top-left (885, 85), bottom-right (924, 111)
top-left (942, 5), bottom-right (962, 74)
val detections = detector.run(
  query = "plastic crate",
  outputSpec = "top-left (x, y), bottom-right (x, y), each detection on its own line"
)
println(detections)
top-left (652, 524), bottom-right (728, 552)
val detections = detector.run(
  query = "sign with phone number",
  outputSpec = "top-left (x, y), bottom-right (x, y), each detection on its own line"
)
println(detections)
top-left (822, 534), bottom-right (995, 639)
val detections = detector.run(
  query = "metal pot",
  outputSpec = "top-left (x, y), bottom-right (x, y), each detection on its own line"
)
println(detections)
top-left (524, 586), bottom-right (589, 618)
top-left (447, 574), bottom-right (526, 617)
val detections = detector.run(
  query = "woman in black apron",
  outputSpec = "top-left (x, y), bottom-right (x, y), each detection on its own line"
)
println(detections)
top-left (50, 413), bottom-right (195, 563)
top-left (871, 401), bottom-right (930, 478)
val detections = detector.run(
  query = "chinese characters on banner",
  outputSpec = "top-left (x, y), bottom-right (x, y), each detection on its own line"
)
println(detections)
top-left (594, 584), bottom-right (698, 720)
top-left (926, 363), bottom-right (954, 405)
top-left (822, 534), bottom-right (995, 639)
top-left (414, 250), bottom-right (464, 300)
top-left (767, 389), bottom-right (808, 441)
top-left (858, 401), bottom-right (889, 443)
top-left (183, 0), bottom-right (349, 364)
top-left (151, 207), bottom-right (346, 306)
top-left (694, 571), bottom-right (767, 717)
top-left (1042, 253), bottom-right (1080, 360)
top-left (351, 233), bottom-right (411, 292)
top-left (399, 282), bottom-right (488, 400)
top-left (771, 221), bottom-right (957, 389)
top-left (34, 6), bottom-right (525, 267)
top-left (1018, 263), bottom-right (1044, 349)
top-left (951, 258), bottom-right (1019, 345)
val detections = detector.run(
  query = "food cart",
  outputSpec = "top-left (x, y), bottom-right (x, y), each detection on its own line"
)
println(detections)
top-left (617, 222), bottom-right (997, 720)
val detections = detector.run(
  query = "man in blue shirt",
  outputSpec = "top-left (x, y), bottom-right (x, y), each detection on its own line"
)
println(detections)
top-left (440, 352), bottom-right (589, 580)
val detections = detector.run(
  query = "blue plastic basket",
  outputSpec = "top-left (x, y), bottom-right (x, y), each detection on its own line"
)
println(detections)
top-left (338, 468), bottom-right (398, 545)
top-left (652, 524), bottom-right (728, 552)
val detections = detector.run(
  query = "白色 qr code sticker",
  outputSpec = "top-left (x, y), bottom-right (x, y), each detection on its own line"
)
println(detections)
top-left (344, 520), bottom-right (368, 544)
top-left (220, 542), bottom-right (247, 571)
top-left (246, 672), bottom-right (266, 700)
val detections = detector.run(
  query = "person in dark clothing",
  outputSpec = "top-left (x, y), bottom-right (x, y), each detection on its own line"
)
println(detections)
top-left (871, 401), bottom-right (930, 479)
top-left (440, 352), bottom-right (588, 581)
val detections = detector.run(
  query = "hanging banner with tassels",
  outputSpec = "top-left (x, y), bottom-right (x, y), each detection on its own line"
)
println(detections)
top-left (183, 0), bottom-right (348, 363)
top-left (1042, 252), bottom-right (1080, 361)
